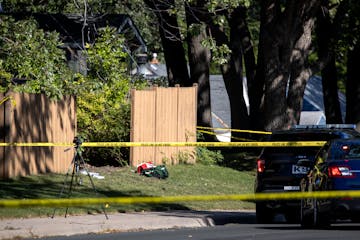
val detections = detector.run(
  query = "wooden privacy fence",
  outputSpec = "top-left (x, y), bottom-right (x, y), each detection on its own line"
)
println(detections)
top-left (0, 92), bottom-right (76, 178)
top-left (130, 85), bottom-right (197, 167)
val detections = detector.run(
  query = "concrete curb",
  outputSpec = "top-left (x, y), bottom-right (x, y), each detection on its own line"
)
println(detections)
top-left (0, 212), bottom-right (210, 239)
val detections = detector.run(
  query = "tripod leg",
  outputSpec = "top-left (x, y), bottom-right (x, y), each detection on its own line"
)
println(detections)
top-left (78, 155), bottom-right (109, 219)
top-left (52, 153), bottom-right (76, 218)
top-left (64, 162), bottom-right (77, 218)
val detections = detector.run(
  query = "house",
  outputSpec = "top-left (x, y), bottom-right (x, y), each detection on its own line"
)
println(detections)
top-left (131, 53), bottom-right (168, 80)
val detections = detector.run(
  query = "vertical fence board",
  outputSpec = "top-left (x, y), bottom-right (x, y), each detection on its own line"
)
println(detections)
top-left (3, 93), bottom-right (12, 178)
top-left (52, 97), bottom-right (60, 173)
top-left (62, 96), bottom-right (76, 172)
top-left (0, 93), bottom-right (5, 178)
top-left (130, 85), bottom-right (197, 167)
top-left (130, 89), bottom-right (156, 166)
top-left (51, 98), bottom-right (58, 173)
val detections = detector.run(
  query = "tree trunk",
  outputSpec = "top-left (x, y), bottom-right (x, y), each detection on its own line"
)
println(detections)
top-left (346, 41), bottom-right (360, 128)
top-left (321, 57), bottom-right (343, 123)
top-left (256, 0), bottom-right (321, 131)
top-left (185, 1), bottom-right (215, 141)
top-left (144, 0), bottom-right (190, 86)
top-left (317, 1), bottom-right (343, 124)
top-left (345, 1), bottom-right (360, 129)
top-left (248, 47), bottom-right (265, 130)
top-left (227, 7), bottom-right (252, 138)
top-left (241, 32), bottom-right (257, 136)
top-left (260, 1), bottom-right (288, 131)
top-left (249, 0), bottom-right (275, 131)
top-left (239, 6), bottom-right (257, 100)
top-left (287, 19), bottom-right (314, 127)
top-left (209, 6), bottom-right (251, 140)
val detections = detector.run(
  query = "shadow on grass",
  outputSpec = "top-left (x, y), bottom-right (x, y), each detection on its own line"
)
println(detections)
top-left (0, 174), bottom-right (190, 217)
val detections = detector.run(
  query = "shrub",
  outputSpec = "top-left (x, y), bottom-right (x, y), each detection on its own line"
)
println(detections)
top-left (77, 90), bottom-right (131, 166)
top-left (196, 147), bottom-right (224, 166)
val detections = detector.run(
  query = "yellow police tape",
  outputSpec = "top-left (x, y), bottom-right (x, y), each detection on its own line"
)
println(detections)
top-left (0, 142), bottom-right (73, 147)
top-left (197, 126), bottom-right (272, 135)
top-left (0, 141), bottom-right (326, 147)
top-left (1, 191), bottom-right (360, 208)
top-left (196, 129), bottom-right (257, 142)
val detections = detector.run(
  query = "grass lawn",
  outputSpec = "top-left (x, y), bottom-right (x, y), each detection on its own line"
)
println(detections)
top-left (0, 164), bottom-right (256, 219)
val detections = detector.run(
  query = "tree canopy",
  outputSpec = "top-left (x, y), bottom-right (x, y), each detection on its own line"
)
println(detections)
top-left (2, 0), bottom-right (360, 134)
top-left (0, 16), bottom-right (76, 98)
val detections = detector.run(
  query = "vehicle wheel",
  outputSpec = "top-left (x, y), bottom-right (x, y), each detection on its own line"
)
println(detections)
top-left (300, 198), bottom-right (313, 228)
top-left (315, 199), bottom-right (331, 228)
top-left (302, 198), bottom-right (330, 228)
top-left (286, 209), bottom-right (300, 224)
top-left (351, 216), bottom-right (360, 223)
top-left (256, 202), bottom-right (273, 224)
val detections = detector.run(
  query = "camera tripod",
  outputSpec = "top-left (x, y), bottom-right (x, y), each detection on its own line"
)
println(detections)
top-left (52, 137), bottom-right (108, 219)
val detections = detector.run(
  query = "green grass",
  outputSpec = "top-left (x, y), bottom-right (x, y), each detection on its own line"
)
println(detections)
top-left (0, 164), bottom-right (256, 219)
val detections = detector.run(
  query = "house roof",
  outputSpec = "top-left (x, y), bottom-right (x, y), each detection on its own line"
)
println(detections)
top-left (1, 13), bottom-right (147, 53)
top-left (132, 62), bottom-right (167, 78)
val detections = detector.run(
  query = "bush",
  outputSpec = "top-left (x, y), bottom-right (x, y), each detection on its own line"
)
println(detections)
top-left (196, 147), bottom-right (224, 165)
top-left (77, 91), bottom-right (131, 166)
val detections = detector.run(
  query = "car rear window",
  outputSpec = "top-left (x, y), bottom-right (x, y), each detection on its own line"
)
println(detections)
top-left (263, 147), bottom-right (319, 156)
top-left (267, 132), bottom-right (347, 141)
top-left (261, 132), bottom-right (328, 161)
top-left (330, 143), bottom-right (360, 160)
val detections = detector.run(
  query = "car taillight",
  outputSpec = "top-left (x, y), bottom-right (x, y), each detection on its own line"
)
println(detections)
top-left (328, 166), bottom-right (354, 178)
top-left (257, 159), bottom-right (265, 173)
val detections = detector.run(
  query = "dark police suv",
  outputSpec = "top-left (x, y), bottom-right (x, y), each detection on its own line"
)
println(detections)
top-left (254, 125), bottom-right (360, 223)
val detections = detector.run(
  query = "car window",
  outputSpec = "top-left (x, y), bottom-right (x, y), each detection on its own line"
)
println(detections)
top-left (263, 146), bottom-right (319, 153)
top-left (347, 145), bottom-right (360, 158)
top-left (262, 147), bottom-right (319, 160)
top-left (330, 142), bottom-right (360, 160)
top-left (267, 132), bottom-right (351, 142)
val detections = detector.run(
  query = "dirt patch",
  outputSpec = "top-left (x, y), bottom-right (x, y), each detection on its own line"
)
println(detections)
top-left (85, 164), bottom-right (122, 174)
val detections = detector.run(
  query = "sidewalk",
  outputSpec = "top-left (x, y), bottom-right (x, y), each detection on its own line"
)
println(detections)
top-left (0, 210), bottom-right (255, 239)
